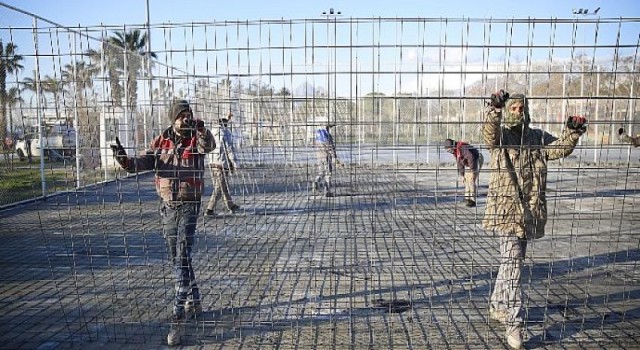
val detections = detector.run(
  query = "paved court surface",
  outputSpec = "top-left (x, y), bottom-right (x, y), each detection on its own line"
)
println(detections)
top-left (0, 162), bottom-right (639, 349)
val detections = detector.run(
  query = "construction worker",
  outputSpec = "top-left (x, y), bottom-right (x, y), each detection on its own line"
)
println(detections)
top-left (110, 100), bottom-right (215, 346)
top-left (312, 123), bottom-right (339, 197)
top-left (482, 90), bottom-right (587, 349)
top-left (444, 138), bottom-right (484, 207)
top-left (205, 112), bottom-right (240, 216)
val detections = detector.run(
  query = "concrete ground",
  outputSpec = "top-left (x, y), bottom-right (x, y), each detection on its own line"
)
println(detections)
top-left (0, 162), bottom-right (638, 349)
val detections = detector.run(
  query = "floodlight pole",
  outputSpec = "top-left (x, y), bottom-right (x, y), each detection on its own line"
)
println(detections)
top-left (572, 7), bottom-right (601, 152)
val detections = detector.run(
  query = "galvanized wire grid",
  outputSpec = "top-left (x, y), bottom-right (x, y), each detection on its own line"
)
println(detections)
top-left (0, 5), bottom-right (639, 349)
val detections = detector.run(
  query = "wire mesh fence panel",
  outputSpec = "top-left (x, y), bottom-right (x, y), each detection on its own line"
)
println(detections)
top-left (1, 4), bottom-right (639, 349)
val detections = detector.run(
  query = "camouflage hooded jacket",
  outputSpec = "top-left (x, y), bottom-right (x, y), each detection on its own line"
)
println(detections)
top-left (120, 126), bottom-right (215, 204)
top-left (481, 107), bottom-right (583, 239)
top-left (620, 133), bottom-right (640, 147)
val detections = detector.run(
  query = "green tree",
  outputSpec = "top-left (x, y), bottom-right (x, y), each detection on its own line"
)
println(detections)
top-left (61, 61), bottom-right (97, 118)
top-left (108, 29), bottom-right (157, 109)
top-left (87, 42), bottom-right (123, 107)
top-left (22, 72), bottom-right (64, 119)
top-left (0, 40), bottom-right (24, 141)
top-left (61, 61), bottom-right (96, 103)
top-left (5, 86), bottom-right (23, 134)
top-left (61, 61), bottom-right (99, 150)
top-left (275, 87), bottom-right (291, 96)
top-left (152, 79), bottom-right (174, 111)
top-left (1, 86), bottom-right (23, 164)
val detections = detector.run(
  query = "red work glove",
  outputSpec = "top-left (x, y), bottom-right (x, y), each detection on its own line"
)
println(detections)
top-left (566, 116), bottom-right (587, 133)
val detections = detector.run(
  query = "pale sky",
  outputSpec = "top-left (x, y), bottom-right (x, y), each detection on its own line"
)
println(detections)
top-left (0, 0), bottom-right (629, 27)
top-left (1, 0), bottom-right (637, 94)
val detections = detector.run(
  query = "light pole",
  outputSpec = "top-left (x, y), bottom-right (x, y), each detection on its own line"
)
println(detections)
top-left (145, 0), bottom-right (152, 145)
top-left (571, 6), bottom-right (601, 57)
top-left (572, 7), bottom-right (602, 152)
top-left (321, 8), bottom-right (341, 126)
top-left (571, 7), bottom-right (601, 16)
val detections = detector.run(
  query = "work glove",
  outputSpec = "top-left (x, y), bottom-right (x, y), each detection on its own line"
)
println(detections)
top-left (618, 127), bottom-right (625, 136)
top-left (489, 89), bottom-right (509, 109)
top-left (566, 115), bottom-right (587, 133)
top-left (110, 137), bottom-right (128, 167)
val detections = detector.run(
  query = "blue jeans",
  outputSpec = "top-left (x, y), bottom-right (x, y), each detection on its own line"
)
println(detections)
top-left (161, 202), bottom-right (201, 318)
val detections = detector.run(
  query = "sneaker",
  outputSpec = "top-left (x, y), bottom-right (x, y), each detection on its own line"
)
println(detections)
top-left (185, 300), bottom-right (203, 317)
top-left (465, 199), bottom-right (476, 207)
top-left (204, 209), bottom-right (215, 216)
top-left (167, 319), bottom-right (184, 346)
top-left (325, 192), bottom-right (334, 197)
top-left (228, 204), bottom-right (240, 212)
top-left (506, 325), bottom-right (523, 349)
top-left (489, 307), bottom-right (508, 324)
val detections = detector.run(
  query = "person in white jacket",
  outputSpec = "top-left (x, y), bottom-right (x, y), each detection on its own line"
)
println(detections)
top-left (205, 112), bottom-right (240, 216)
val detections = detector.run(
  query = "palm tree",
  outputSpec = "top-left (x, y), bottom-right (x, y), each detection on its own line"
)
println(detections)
top-left (5, 86), bottom-right (23, 134)
top-left (108, 29), bottom-right (156, 110)
top-left (22, 72), bottom-right (64, 121)
top-left (61, 61), bottom-right (99, 152)
top-left (87, 42), bottom-right (123, 107)
top-left (103, 30), bottom-right (157, 145)
top-left (0, 40), bottom-right (24, 141)
top-left (61, 61), bottom-right (97, 114)
top-left (152, 79), bottom-right (174, 110)
top-left (1, 86), bottom-right (23, 164)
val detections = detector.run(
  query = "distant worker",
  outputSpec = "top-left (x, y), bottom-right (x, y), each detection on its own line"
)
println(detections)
top-left (110, 100), bottom-right (215, 346)
top-left (25, 134), bottom-right (33, 163)
top-left (444, 138), bottom-right (484, 207)
top-left (618, 127), bottom-right (640, 147)
top-left (482, 90), bottom-right (587, 350)
top-left (205, 112), bottom-right (240, 216)
top-left (312, 123), bottom-right (339, 197)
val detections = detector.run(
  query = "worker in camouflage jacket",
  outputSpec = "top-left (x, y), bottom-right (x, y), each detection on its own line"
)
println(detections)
top-left (110, 99), bottom-right (215, 346)
top-left (444, 138), bottom-right (484, 207)
top-left (481, 90), bottom-right (587, 349)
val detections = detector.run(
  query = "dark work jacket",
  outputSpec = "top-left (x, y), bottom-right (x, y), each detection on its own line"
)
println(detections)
top-left (452, 141), bottom-right (480, 176)
top-left (120, 127), bottom-right (215, 204)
